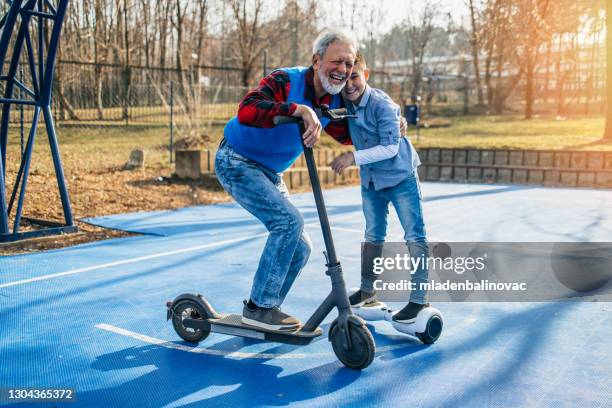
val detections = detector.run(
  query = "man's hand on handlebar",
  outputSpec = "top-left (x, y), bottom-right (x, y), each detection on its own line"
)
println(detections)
top-left (293, 105), bottom-right (322, 148)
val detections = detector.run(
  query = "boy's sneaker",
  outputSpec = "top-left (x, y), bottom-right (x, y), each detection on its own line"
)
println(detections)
top-left (349, 290), bottom-right (378, 307)
top-left (392, 302), bottom-right (429, 324)
top-left (241, 300), bottom-right (300, 331)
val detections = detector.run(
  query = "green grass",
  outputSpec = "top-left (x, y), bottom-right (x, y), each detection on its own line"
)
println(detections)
top-left (412, 115), bottom-right (611, 151)
top-left (4, 114), bottom-right (610, 179)
top-left (5, 126), bottom-right (183, 176)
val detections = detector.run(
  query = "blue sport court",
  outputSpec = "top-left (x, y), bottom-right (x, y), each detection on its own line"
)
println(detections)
top-left (1, 182), bottom-right (611, 407)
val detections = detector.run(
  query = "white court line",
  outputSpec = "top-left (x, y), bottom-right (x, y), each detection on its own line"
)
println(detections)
top-left (0, 232), bottom-right (269, 289)
top-left (0, 212), bottom-right (366, 289)
top-left (95, 323), bottom-right (422, 359)
top-left (306, 224), bottom-right (403, 240)
top-left (307, 225), bottom-right (362, 234)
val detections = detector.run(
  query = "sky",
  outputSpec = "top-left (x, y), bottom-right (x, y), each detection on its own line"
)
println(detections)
top-left (208, 0), bottom-right (472, 39)
top-left (316, 0), bottom-right (471, 40)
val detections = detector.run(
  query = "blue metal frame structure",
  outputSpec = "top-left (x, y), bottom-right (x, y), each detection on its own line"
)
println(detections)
top-left (0, 0), bottom-right (75, 242)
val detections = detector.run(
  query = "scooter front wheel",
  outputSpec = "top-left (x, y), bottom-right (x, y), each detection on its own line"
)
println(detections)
top-left (171, 299), bottom-right (210, 343)
top-left (330, 321), bottom-right (375, 370)
top-left (416, 315), bottom-right (443, 344)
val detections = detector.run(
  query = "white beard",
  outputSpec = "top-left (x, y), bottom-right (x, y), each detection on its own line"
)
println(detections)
top-left (318, 70), bottom-right (346, 95)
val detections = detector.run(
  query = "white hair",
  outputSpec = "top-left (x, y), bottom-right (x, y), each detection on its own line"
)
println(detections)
top-left (312, 30), bottom-right (358, 58)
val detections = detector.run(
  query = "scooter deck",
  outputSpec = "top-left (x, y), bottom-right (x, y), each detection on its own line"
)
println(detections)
top-left (185, 314), bottom-right (324, 346)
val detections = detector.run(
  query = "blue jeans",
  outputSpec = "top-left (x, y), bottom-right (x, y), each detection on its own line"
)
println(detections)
top-left (361, 174), bottom-right (429, 304)
top-left (215, 140), bottom-right (312, 308)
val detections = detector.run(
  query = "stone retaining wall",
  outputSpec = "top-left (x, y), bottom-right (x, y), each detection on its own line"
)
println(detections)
top-left (417, 148), bottom-right (612, 188)
top-left (175, 149), bottom-right (360, 189)
top-left (176, 148), bottom-right (612, 189)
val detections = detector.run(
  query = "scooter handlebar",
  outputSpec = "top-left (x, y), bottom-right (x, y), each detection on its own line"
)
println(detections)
top-left (273, 107), bottom-right (356, 126)
top-left (273, 116), bottom-right (300, 125)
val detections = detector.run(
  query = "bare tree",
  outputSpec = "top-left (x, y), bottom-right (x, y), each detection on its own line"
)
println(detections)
top-left (481, 0), bottom-right (500, 109)
top-left (139, 0), bottom-right (151, 67)
top-left (54, 6), bottom-right (79, 120)
top-left (227, 0), bottom-right (290, 86)
top-left (93, 0), bottom-right (106, 119)
top-left (171, 0), bottom-right (188, 97)
top-left (480, 0), bottom-right (532, 113)
top-left (406, 2), bottom-right (437, 98)
top-left (467, 0), bottom-right (484, 106)
top-left (156, 0), bottom-right (172, 77)
top-left (229, 0), bottom-right (265, 86)
top-left (604, 0), bottom-right (612, 140)
top-left (516, 0), bottom-right (552, 119)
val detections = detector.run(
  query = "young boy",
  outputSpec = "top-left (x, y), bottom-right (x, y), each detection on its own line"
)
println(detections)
top-left (330, 52), bottom-right (430, 323)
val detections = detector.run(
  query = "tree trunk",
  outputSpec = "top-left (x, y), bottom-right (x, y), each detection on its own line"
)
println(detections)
top-left (543, 40), bottom-right (551, 104)
top-left (494, 68), bottom-right (524, 115)
top-left (174, 0), bottom-right (191, 114)
top-left (604, 0), bottom-right (612, 140)
top-left (95, 64), bottom-right (104, 119)
top-left (484, 48), bottom-right (493, 107)
top-left (411, 62), bottom-right (422, 97)
top-left (55, 48), bottom-right (79, 120)
top-left (158, 0), bottom-right (170, 87)
top-left (140, 0), bottom-right (150, 68)
top-left (468, 0), bottom-right (484, 106)
top-left (525, 50), bottom-right (535, 119)
top-left (94, 0), bottom-right (104, 119)
top-left (122, 0), bottom-right (130, 122)
top-left (556, 34), bottom-right (564, 116)
top-left (242, 65), bottom-right (252, 88)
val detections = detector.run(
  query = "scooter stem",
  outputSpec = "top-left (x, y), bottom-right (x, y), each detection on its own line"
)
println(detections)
top-left (298, 120), bottom-right (354, 335)
top-left (298, 121), bottom-right (339, 266)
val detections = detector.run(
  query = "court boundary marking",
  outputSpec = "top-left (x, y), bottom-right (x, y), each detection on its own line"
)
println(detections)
top-left (0, 232), bottom-right (269, 289)
top-left (94, 305), bottom-right (479, 360)
top-left (96, 323), bottom-right (425, 359)
top-left (0, 213), bottom-right (365, 290)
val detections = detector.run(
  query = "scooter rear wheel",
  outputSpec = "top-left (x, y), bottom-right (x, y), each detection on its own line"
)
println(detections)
top-left (171, 299), bottom-right (210, 343)
top-left (330, 321), bottom-right (375, 370)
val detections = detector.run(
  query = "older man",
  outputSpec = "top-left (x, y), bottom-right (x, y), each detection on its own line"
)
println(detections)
top-left (216, 30), bottom-right (355, 331)
top-left (217, 30), bottom-right (408, 331)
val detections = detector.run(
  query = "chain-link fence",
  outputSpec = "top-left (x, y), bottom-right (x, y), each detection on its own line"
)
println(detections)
top-left (368, 70), bottom-right (607, 118)
top-left (47, 60), bottom-right (608, 129)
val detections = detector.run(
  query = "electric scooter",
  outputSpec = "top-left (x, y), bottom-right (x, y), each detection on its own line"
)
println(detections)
top-left (166, 106), bottom-right (376, 370)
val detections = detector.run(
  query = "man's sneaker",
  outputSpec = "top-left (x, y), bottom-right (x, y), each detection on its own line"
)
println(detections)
top-left (392, 302), bottom-right (430, 324)
top-left (241, 300), bottom-right (300, 331)
top-left (349, 290), bottom-right (378, 307)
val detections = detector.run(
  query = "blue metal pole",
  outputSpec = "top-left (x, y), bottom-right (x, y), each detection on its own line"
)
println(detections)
top-left (19, 65), bottom-right (24, 157)
top-left (0, 156), bottom-right (8, 234)
top-left (170, 80), bottom-right (174, 164)
top-left (12, 106), bottom-right (40, 233)
top-left (38, 0), bottom-right (44, 96)
top-left (7, 134), bottom-right (30, 216)
top-left (41, 0), bottom-right (69, 106)
top-left (42, 104), bottom-right (73, 226)
top-left (0, 0), bottom-right (26, 173)
top-left (0, 0), bottom-right (37, 236)
top-left (0, 0), bottom-right (73, 240)
top-left (37, 0), bottom-right (73, 226)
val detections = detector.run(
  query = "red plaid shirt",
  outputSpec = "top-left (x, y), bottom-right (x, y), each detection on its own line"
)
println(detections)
top-left (237, 67), bottom-right (352, 145)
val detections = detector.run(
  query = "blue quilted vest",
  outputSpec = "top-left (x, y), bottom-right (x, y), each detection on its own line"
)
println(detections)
top-left (223, 66), bottom-right (342, 173)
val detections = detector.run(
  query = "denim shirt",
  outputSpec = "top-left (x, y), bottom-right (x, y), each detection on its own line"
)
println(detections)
top-left (347, 85), bottom-right (421, 190)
